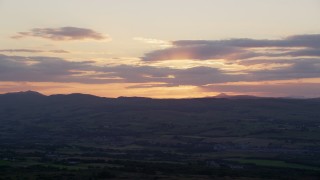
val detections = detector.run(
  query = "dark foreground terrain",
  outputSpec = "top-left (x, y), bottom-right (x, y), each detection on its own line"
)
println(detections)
top-left (0, 91), bottom-right (320, 179)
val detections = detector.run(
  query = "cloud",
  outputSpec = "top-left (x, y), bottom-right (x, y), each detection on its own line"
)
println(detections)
top-left (0, 54), bottom-right (229, 85)
top-left (0, 54), bottom-right (96, 83)
top-left (49, 50), bottom-right (70, 53)
top-left (0, 54), bottom-right (177, 84)
top-left (12, 27), bottom-right (110, 41)
top-left (142, 34), bottom-right (320, 61)
top-left (250, 59), bottom-right (320, 81)
top-left (283, 48), bottom-right (320, 57)
top-left (173, 34), bottom-right (320, 48)
top-left (0, 54), bottom-right (319, 88)
top-left (2, 33), bottom-right (319, 97)
top-left (133, 37), bottom-right (172, 48)
top-left (0, 49), bottom-right (70, 53)
top-left (142, 45), bottom-right (246, 61)
top-left (0, 49), bottom-right (43, 53)
top-left (167, 66), bottom-right (241, 86)
top-left (239, 57), bottom-right (319, 66)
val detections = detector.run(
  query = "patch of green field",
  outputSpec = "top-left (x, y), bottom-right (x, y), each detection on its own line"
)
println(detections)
top-left (42, 163), bottom-right (88, 170)
top-left (0, 159), bottom-right (88, 170)
top-left (0, 160), bottom-right (10, 166)
top-left (228, 158), bottom-right (320, 171)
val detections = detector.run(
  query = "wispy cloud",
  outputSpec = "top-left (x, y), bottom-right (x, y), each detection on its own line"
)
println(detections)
top-left (0, 49), bottom-right (69, 53)
top-left (49, 50), bottom-right (70, 53)
top-left (0, 49), bottom-right (43, 53)
top-left (12, 27), bottom-right (110, 41)
top-left (133, 37), bottom-right (172, 48)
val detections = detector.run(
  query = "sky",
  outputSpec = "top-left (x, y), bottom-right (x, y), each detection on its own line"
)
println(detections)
top-left (0, 0), bottom-right (320, 98)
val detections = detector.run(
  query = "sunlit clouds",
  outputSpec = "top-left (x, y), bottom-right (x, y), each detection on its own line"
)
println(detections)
top-left (133, 37), bottom-right (172, 48)
top-left (1, 33), bottom-right (320, 93)
top-left (1, 0), bottom-right (319, 98)
top-left (1, 34), bottom-right (320, 97)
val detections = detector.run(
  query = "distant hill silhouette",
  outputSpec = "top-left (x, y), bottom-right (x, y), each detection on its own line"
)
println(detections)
top-left (0, 90), bottom-right (45, 98)
top-left (0, 91), bottom-right (319, 114)
top-left (212, 93), bottom-right (261, 99)
top-left (1, 91), bottom-right (315, 100)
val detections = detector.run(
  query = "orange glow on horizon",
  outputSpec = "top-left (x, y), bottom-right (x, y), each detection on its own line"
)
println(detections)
top-left (1, 78), bottom-right (319, 98)
top-left (0, 82), bottom-right (219, 98)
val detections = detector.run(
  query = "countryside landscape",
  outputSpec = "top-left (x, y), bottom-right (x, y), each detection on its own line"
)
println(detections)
top-left (0, 91), bottom-right (320, 179)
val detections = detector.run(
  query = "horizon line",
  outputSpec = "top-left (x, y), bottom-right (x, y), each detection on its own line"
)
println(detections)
top-left (0, 90), bottom-right (317, 100)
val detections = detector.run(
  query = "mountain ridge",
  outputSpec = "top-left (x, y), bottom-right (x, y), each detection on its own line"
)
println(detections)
top-left (0, 90), bottom-right (317, 100)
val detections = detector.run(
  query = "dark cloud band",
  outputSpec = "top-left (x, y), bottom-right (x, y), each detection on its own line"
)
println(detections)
top-left (0, 54), bottom-right (319, 86)
top-left (142, 34), bottom-right (320, 61)
top-left (12, 27), bottom-right (110, 41)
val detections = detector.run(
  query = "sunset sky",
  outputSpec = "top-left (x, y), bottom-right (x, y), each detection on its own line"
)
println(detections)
top-left (1, 0), bottom-right (320, 98)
